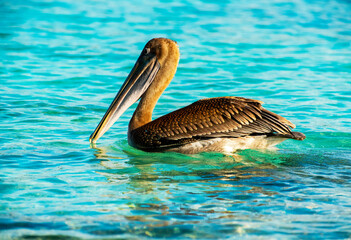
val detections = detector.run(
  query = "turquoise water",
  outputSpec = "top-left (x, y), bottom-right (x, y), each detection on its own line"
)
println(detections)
top-left (1, 0), bottom-right (351, 238)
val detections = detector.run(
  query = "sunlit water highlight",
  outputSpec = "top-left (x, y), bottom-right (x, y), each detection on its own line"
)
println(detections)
top-left (1, 0), bottom-right (351, 239)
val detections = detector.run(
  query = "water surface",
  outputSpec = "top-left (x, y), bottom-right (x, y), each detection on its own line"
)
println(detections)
top-left (1, 0), bottom-right (351, 239)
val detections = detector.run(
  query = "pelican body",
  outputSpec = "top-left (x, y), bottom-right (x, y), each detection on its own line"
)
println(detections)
top-left (90, 38), bottom-right (305, 154)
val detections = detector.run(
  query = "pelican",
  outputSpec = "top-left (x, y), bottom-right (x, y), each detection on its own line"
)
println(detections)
top-left (90, 38), bottom-right (305, 154)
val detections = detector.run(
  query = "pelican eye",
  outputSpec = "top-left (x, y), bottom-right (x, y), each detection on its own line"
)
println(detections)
top-left (143, 48), bottom-right (150, 55)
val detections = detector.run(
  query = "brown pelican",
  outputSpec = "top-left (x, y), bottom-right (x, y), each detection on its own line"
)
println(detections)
top-left (90, 38), bottom-right (305, 154)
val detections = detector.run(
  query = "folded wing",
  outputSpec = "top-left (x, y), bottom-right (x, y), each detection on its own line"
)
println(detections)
top-left (130, 96), bottom-right (303, 151)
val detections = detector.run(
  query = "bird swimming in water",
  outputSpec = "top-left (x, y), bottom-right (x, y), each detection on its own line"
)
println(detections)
top-left (90, 38), bottom-right (305, 154)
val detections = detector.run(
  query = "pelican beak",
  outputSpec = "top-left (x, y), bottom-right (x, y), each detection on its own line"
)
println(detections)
top-left (90, 52), bottom-right (160, 143)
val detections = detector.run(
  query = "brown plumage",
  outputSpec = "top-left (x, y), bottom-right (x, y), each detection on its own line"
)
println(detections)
top-left (90, 38), bottom-right (306, 154)
top-left (129, 96), bottom-right (305, 152)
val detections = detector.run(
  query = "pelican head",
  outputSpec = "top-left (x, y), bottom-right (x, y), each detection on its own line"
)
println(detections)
top-left (90, 38), bottom-right (180, 143)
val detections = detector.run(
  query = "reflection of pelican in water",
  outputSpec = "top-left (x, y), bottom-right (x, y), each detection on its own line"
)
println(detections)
top-left (90, 38), bottom-right (305, 154)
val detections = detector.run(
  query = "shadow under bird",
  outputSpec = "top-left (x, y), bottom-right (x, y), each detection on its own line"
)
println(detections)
top-left (90, 38), bottom-right (305, 154)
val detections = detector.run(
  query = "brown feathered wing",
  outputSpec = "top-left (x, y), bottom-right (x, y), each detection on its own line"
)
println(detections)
top-left (130, 97), bottom-right (304, 151)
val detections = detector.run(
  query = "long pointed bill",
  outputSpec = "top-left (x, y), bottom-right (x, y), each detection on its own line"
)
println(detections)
top-left (90, 54), bottom-right (160, 143)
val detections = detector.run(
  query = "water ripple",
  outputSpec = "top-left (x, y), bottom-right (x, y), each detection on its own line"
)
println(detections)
top-left (1, 0), bottom-right (351, 239)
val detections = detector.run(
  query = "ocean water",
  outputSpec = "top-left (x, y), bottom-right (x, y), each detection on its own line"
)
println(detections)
top-left (1, 0), bottom-right (351, 239)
